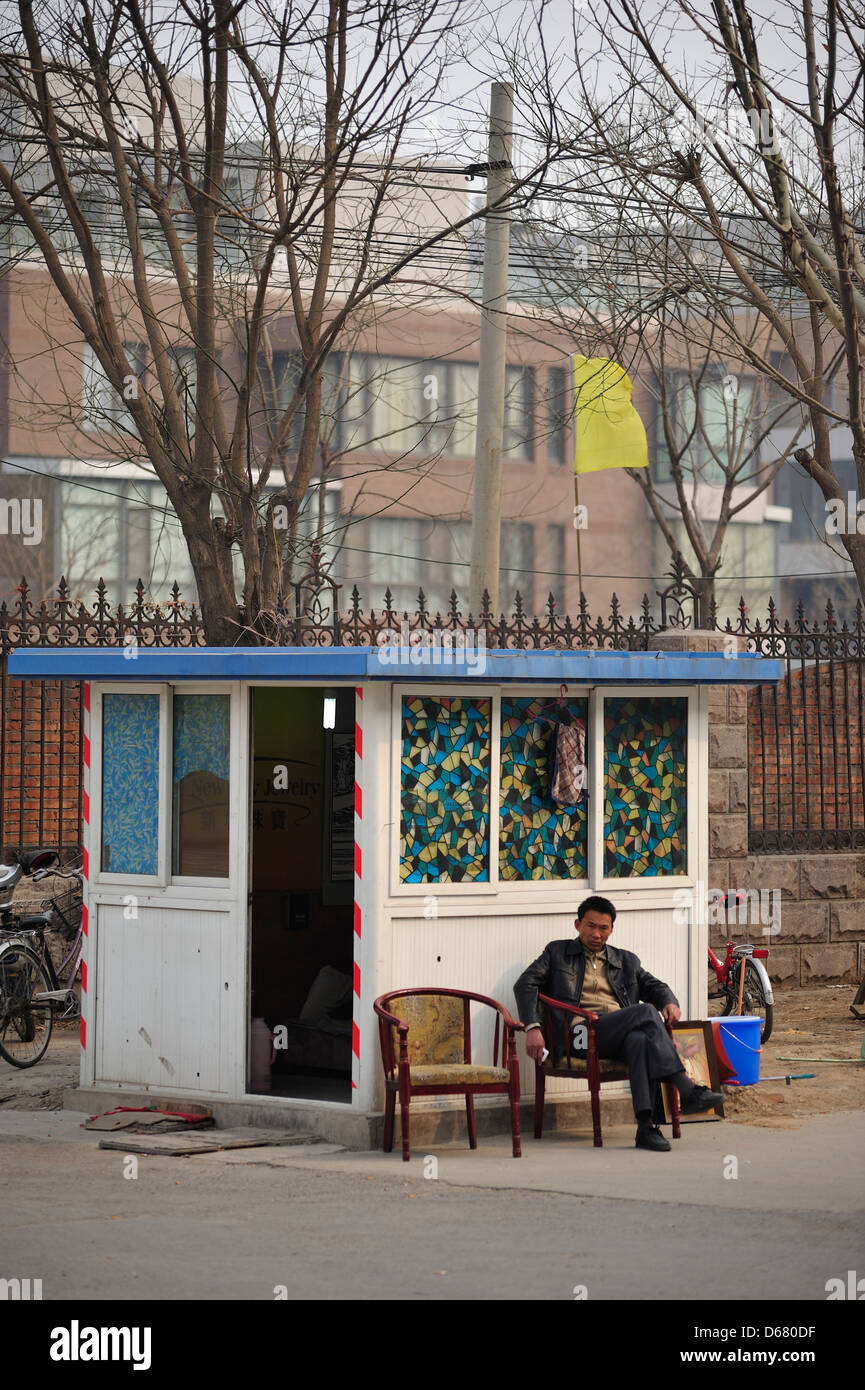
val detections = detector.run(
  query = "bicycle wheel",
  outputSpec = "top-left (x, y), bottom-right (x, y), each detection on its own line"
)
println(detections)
top-left (721, 959), bottom-right (773, 1045)
top-left (0, 945), bottom-right (54, 1067)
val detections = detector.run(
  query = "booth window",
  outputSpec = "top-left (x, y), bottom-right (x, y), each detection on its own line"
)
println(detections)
top-left (603, 697), bottom-right (687, 876)
top-left (101, 693), bottom-right (159, 874)
top-left (499, 696), bottom-right (588, 879)
top-left (400, 696), bottom-right (490, 882)
top-left (171, 694), bottom-right (231, 877)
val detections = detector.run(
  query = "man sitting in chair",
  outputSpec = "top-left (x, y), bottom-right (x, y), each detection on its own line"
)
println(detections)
top-left (514, 895), bottom-right (722, 1151)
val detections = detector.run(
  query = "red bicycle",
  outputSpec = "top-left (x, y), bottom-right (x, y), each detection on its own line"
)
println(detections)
top-left (707, 937), bottom-right (773, 1044)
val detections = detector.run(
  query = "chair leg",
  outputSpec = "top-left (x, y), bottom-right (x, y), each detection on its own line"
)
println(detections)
top-left (534, 1067), bottom-right (545, 1139)
top-left (590, 1082), bottom-right (603, 1147)
top-left (510, 1083), bottom-right (522, 1158)
top-left (465, 1094), bottom-right (477, 1149)
top-left (400, 1097), bottom-right (410, 1162)
top-left (671, 1082), bottom-right (681, 1140)
top-left (383, 1089), bottom-right (395, 1153)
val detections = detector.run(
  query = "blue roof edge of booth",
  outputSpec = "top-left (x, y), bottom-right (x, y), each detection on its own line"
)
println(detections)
top-left (7, 646), bottom-right (784, 685)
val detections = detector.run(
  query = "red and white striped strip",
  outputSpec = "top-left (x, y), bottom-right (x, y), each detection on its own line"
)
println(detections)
top-left (352, 686), bottom-right (363, 1091)
top-left (80, 682), bottom-right (91, 1053)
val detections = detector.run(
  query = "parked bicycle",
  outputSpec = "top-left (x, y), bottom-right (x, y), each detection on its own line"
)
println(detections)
top-left (0, 849), bottom-right (83, 1067)
top-left (707, 933), bottom-right (774, 1044)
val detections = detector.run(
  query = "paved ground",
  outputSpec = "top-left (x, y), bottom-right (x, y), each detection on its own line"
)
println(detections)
top-left (1, 992), bottom-right (863, 1307)
top-left (1, 1106), bottom-right (862, 1302)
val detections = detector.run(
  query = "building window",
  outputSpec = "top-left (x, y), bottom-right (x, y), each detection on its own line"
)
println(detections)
top-left (60, 480), bottom-right (193, 600)
top-left (267, 351), bottom-right (346, 454)
top-left (101, 693), bottom-right (160, 874)
top-left (500, 522), bottom-right (535, 608)
top-left (397, 691), bottom-right (688, 887)
top-left (172, 694), bottom-right (231, 877)
top-left (503, 364), bottom-right (534, 460)
top-left (82, 342), bottom-right (146, 434)
top-left (286, 353), bottom-right (536, 461)
top-left (603, 696), bottom-right (688, 876)
top-left (349, 516), bottom-right (536, 616)
top-left (499, 697), bottom-right (588, 879)
top-left (166, 345), bottom-right (197, 437)
top-left (400, 696), bottom-right (491, 883)
top-left (543, 523), bottom-right (566, 609)
top-left (653, 373), bottom-right (756, 485)
top-left (546, 366), bottom-right (569, 464)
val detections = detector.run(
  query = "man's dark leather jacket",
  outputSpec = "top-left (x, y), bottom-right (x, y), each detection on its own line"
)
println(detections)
top-left (514, 938), bottom-right (678, 1036)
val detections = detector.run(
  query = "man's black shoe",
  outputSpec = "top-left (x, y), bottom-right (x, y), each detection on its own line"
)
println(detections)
top-left (635, 1122), bottom-right (671, 1152)
top-left (679, 1084), bottom-right (723, 1115)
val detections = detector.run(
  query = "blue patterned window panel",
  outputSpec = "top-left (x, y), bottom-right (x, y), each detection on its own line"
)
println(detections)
top-left (101, 693), bottom-right (159, 874)
top-left (400, 696), bottom-right (490, 883)
top-left (603, 697), bottom-right (688, 877)
top-left (499, 697), bottom-right (589, 879)
top-left (172, 694), bottom-right (231, 877)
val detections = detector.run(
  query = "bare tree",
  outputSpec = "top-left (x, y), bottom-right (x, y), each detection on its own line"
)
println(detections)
top-left (0, 0), bottom-right (551, 641)
top-left (508, 0), bottom-right (865, 606)
top-left (508, 211), bottom-right (810, 614)
top-left (636, 329), bottom-right (806, 617)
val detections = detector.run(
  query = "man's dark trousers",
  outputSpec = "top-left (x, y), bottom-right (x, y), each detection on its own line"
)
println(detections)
top-left (581, 1003), bottom-right (681, 1116)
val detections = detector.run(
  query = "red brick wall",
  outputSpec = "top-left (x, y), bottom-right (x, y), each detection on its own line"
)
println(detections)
top-left (748, 663), bottom-right (865, 838)
top-left (0, 672), bottom-right (82, 855)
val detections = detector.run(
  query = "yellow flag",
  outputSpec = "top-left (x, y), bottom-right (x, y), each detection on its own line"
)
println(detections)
top-left (572, 355), bottom-right (649, 474)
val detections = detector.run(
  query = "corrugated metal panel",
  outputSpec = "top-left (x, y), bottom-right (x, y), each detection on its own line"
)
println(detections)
top-left (95, 901), bottom-right (232, 1093)
top-left (386, 906), bottom-right (691, 1099)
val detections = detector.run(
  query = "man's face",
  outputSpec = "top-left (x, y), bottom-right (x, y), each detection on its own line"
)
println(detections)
top-left (575, 909), bottom-right (614, 953)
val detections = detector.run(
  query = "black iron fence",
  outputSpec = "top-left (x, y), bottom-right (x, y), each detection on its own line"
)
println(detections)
top-left (1, 558), bottom-right (863, 854)
top-left (743, 600), bottom-right (865, 852)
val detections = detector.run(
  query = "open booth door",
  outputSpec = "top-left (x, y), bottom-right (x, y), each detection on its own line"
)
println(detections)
top-left (248, 687), bottom-right (354, 1102)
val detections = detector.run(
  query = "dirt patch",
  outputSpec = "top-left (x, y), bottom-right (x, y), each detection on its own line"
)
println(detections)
top-left (0, 1020), bottom-right (79, 1110)
top-left (720, 985), bottom-right (865, 1126)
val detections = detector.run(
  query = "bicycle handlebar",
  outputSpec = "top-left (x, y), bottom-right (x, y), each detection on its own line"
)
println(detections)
top-left (33, 866), bottom-right (83, 883)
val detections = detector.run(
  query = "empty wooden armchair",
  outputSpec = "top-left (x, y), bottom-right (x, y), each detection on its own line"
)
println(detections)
top-left (534, 992), bottom-right (681, 1147)
top-left (373, 988), bottom-right (523, 1161)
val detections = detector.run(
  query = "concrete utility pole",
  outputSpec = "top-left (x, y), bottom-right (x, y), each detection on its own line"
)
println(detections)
top-left (469, 81), bottom-right (513, 619)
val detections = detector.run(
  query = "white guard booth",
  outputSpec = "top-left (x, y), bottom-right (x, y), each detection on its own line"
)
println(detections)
top-left (10, 644), bottom-right (782, 1147)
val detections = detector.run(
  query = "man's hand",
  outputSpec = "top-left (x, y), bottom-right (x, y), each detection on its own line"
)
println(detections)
top-left (525, 1027), bottom-right (546, 1061)
top-left (661, 1003), bottom-right (681, 1024)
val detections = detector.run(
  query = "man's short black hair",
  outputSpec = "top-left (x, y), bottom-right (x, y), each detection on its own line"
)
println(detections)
top-left (577, 895), bottom-right (616, 924)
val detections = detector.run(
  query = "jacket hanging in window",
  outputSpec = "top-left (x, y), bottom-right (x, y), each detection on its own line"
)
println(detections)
top-left (551, 719), bottom-right (587, 806)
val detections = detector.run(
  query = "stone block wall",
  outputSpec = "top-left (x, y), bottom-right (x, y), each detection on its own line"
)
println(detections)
top-left (708, 681), bottom-right (865, 987)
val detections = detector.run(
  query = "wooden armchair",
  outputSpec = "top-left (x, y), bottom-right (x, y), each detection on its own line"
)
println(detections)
top-left (534, 993), bottom-right (681, 1147)
top-left (373, 988), bottom-right (523, 1161)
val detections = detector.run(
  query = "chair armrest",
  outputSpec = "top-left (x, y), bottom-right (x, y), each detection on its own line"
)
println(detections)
top-left (372, 997), bottom-right (409, 1034)
top-left (538, 993), bottom-right (599, 1025)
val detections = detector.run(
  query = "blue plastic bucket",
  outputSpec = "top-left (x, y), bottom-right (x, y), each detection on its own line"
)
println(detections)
top-left (712, 1017), bottom-right (762, 1085)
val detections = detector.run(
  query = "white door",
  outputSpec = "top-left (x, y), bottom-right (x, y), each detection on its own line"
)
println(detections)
top-left (94, 900), bottom-right (233, 1093)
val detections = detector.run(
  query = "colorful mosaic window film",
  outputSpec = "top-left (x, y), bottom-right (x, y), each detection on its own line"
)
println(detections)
top-left (603, 696), bottom-right (688, 877)
top-left (101, 692), bottom-right (160, 874)
top-left (499, 698), bottom-right (589, 879)
top-left (400, 696), bottom-right (490, 882)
